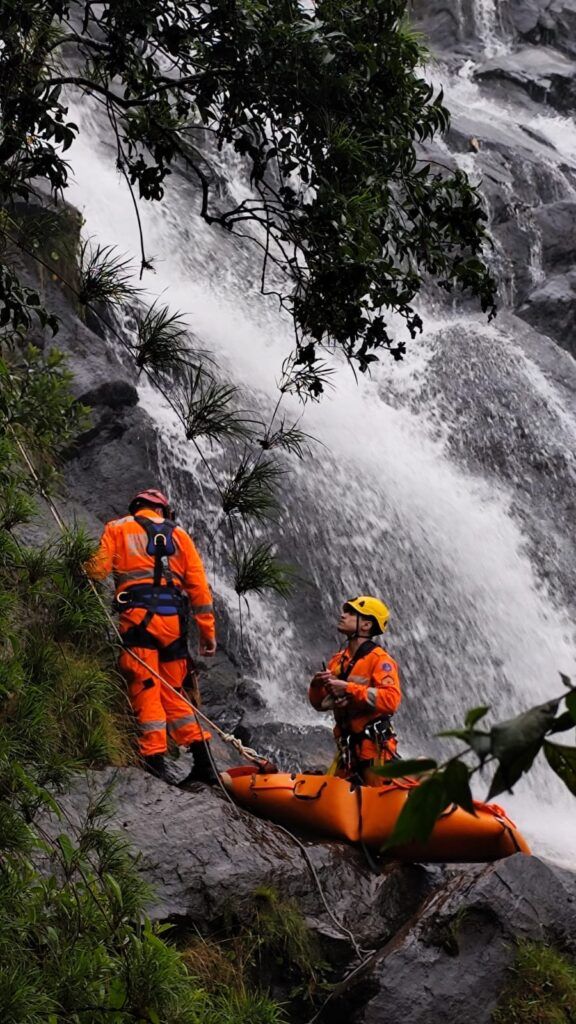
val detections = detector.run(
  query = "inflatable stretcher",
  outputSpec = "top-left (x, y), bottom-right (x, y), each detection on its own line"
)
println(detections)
top-left (221, 767), bottom-right (531, 862)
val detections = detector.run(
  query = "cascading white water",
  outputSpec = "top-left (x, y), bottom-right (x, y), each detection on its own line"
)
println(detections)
top-left (472, 0), bottom-right (509, 56)
top-left (63, 5), bottom-right (576, 863)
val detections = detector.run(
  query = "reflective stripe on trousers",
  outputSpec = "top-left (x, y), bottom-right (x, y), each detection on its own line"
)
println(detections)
top-left (118, 608), bottom-right (210, 756)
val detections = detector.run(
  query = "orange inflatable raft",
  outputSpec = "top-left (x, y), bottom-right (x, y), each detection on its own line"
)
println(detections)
top-left (221, 767), bottom-right (531, 862)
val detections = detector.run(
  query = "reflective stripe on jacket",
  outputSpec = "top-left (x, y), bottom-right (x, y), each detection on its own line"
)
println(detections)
top-left (309, 643), bottom-right (401, 740)
top-left (86, 509), bottom-right (215, 643)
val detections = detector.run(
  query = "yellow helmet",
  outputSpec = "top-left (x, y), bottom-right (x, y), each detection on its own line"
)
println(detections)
top-left (345, 595), bottom-right (390, 635)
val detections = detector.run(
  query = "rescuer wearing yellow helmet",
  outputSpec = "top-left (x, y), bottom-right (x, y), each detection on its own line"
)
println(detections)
top-left (308, 596), bottom-right (401, 785)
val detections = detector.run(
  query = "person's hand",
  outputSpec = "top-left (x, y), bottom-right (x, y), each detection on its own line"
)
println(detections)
top-left (199, 637), bottom-right (217, 657)
top-left (311, 669), bottom-right (333, 686)
top-left (325, 679), bottom-right (349, 697)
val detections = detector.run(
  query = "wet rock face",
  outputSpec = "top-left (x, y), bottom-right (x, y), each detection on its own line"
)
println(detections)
top-left (45, 767), bottom-right (438, 959)
top-left (508, 0), bottom-right (576, 57)
top-left (409, 0), bottom-right (478, 51)
top-left (348, 854), bottom-right (576, 1024)
top-left (519, 270), bottom-right (576, 356)
top-left (475, 46), bottom-right (576, 111)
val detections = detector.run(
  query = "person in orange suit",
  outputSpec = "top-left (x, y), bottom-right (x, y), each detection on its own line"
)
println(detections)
top-left (309, 596), bottom-right (401, 785)
top-left (87, 488), bottom-right (217, 786)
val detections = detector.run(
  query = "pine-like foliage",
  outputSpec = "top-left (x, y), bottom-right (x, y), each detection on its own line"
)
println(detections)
top-left (233, 542), bottom-right (295, 598)
top-left (134, 301), bottom-right (191, 372)
top-left (78, 241), bottom-right (136, 308)
top-left (172, 366), bottom-right (255, 442)
top-left (221, 457), bottom-right (283, 521)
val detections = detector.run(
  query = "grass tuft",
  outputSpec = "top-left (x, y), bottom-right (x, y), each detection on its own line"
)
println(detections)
top-left (493, 940), bottom-right (576, 1024)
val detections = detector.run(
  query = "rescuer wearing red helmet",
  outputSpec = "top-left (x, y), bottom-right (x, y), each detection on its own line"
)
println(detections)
top-left (87, 488), bottom-right (217, 786)
top-left (309, 596), bottom-right (401, 785)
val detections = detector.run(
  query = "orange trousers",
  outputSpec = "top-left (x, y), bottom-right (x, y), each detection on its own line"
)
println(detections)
top-left (118, 608), bottom-right (210, 756)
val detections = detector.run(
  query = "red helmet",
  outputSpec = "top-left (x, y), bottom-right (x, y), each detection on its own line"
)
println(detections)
top-left (129, 489), bottom-right (171, 515)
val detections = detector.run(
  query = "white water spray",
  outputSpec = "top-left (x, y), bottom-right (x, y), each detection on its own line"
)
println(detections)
top-left (64, 55), bottom-right (576, 863)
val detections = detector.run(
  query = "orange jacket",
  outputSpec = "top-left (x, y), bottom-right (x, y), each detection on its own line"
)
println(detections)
top-left (87, 509), bottom-right (215, 643)
top-left (309, 643), bottom-right (401, 741)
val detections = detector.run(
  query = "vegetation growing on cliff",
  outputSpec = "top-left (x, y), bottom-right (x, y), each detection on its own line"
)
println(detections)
top-left (493, 940), bottom-right (576, 1024)
top-left (0, 347), bottom-right (295, 1023)
top-left (0, 0), bottom-right (496, 396)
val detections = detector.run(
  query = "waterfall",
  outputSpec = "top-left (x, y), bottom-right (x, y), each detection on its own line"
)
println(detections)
top-left (472, 0), bottom-right (509, 56)
top-left (64, 5), bottom-right (576, 863)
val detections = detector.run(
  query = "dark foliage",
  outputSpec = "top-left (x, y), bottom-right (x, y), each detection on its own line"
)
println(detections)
top-left (0, 0), bottom-right (496, 393)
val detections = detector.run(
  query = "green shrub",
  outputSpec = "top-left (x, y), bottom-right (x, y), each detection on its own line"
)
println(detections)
top-left (0, 347), bottom-right (288, 1023)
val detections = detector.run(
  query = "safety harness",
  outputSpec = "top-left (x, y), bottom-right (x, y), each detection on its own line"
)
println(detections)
top-left (116, 516), bottom-right (189, 658)
top-left (335, 639), bottom-right (397, 773)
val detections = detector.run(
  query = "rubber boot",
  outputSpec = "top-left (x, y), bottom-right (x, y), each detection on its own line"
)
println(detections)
top-left (178, 741), bottom-right (219, 788)
top-left (142, 753), bottom-right (180, 785)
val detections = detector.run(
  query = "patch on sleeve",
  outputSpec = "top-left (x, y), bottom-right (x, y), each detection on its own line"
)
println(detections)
top-left (381, 661), bottom-right (393, 672)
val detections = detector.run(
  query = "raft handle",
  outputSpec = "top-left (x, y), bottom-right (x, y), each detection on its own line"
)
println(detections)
top-left (293, 779), bottom-right (328, 800)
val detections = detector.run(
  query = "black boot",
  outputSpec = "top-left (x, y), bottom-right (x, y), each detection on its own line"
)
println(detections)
top-left (142, 753), bottom-right (180, 785)
top-left (178, 742), bottom-right (219, 788)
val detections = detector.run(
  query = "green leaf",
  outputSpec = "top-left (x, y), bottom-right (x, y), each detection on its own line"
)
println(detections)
top-left (487, 741), bottom-right (542, 799)
top-left (104, 872), bottom-right (124, 907)
top-left (107, 977), bottom-right (127, 1010)
top-left (147, 1010), bottom-right (161, 1024)
top-left (566, 690), bottom-right (576, 722)
top-left (549, 711), bottom-right (576, 735)
top-left (467, 731), bottom-right (492, 760)
top-left (543, 741), bottom-right (576, 797)
top-left (373, 757), bottom-right (437, 780)
top-left (464, 705), bottom-right (490, 728)
top-left (57, 832), bottom-right (76, 867)
top-left (443, 760), bottom-right (475, 815)
top-left (382, 774), bottom-right (449, 849)
top-left (491, 699), bottom-right (559, 761)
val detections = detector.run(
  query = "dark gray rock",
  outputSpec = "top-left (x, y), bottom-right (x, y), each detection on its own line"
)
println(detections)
top-left (79, 379), bottom-right (139, 409)
top-left (45, 767), bottom-right (438, 959)
top-left (408, 0), bottom-right (478, 52)
top-left (348, 854), bottom-right (576, 1024)
top-left (508, 0), bottom-right (576, 58)
top-left (475, 46), bottom-right (576, 111)
top-left (534, 200), bottom-right (576, 270)
top-left (234, 720), bottom-right (335, 774)
top-left (518, 270), bottom-right (576, 356)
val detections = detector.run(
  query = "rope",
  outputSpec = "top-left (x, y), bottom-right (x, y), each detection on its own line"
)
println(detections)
top-left (12, 430), bottom-right (371, 960)
top-left (11, 430), bottom-right (268, 766)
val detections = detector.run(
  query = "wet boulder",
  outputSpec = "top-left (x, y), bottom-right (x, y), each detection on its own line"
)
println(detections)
top-left (508, 0), bottom-right (576, 58)
top-left (43, 767), bottom-right (439, 962)
top-left (518, 270), bottom-right (576, 358)
top-left (409, 0), bottom-right (478, 52)
top-left (347, 854), bottom-right (576, 1024)
top-left (475, 46), bottom-right (576, 111)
